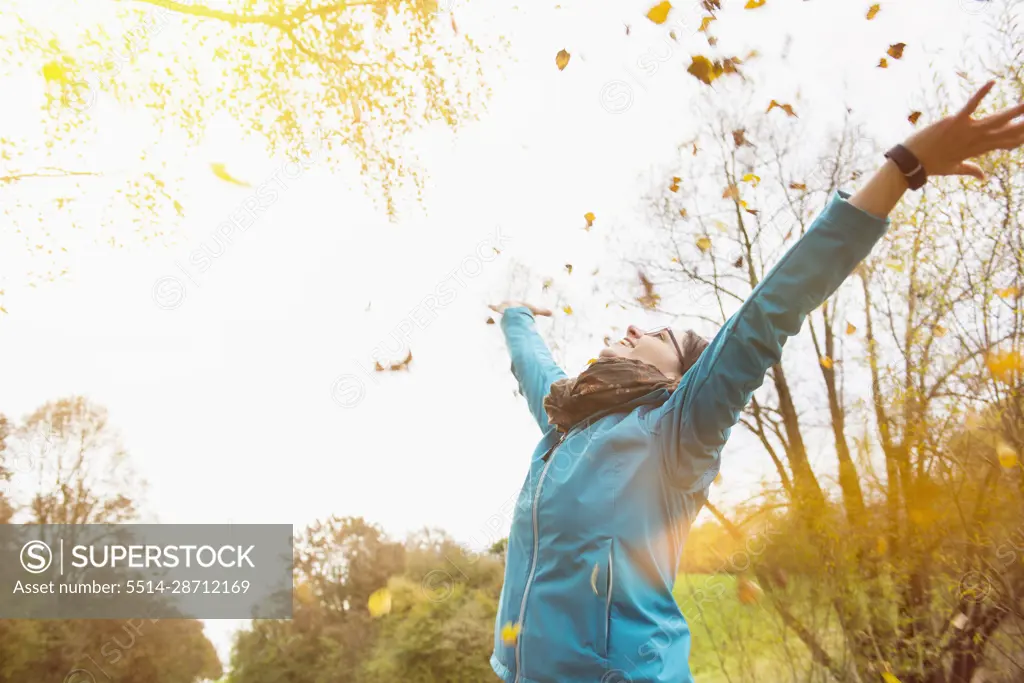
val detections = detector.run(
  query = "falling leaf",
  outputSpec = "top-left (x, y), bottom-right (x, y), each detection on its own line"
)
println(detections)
top-left (603, 335), bottom-right (612, 346)
top-left (669, 30), bottom-right (678, 40)
top-left (699, 16), bottom-right (716, 32)
top-left (584, 211), bottom-right (596, 229)
top-left (766, 100), bottom-right (798, 117)
top-left (555, 49), bottom-right (571, 71)
top-left (542, 278), bottom-right (553, 291)
top-left (210, 163), bottom-right (251, 187)
top-left (647, 1), bottom-right (672, 24)
top-left (741, 173), bottom-right (760, 186)
top-left (173, 200), bottom-right (184, 217)
top-left (565, 264), bottom-right (573, 275)
top-left (714, 472), bottom-right (723, 484)
top-left (745, 207), bottom-right (759, 216)
top-left (351, 98), bottom-right (362, 123)
top-left (846, 322), bottom-right (857, 335)
top-left (678, 208), bottom-right (688, 219)
top-left (789, 182), bottom-right (807, 191)
top-left (722, 184), bottom-right (740, 200)
top-left (908, 111), bottom-right (922, 125)
top-left (878, 58), bottom-right (889, 68)
top-left (732, 129), bottom-right (748, 147)
top-left (732, 255), bottom-right (744, 268)
top-left (368, 588), bottom-right (392, 618)
top-left (563, 305), bottom-right (573, 315)
top-left (501, 622), bottom-right (521, 645)
top-left (887, 43), bottom-right (906, 59)
top-left (820, 355), bottom-right (834, 369)
top-left (687, 56), bottom-right (724, 85)
top-left (669, 177), bottom-right (681, 192)
top-left (637, 271), bottom-right (661, 310)
top-left (987, 348), bottom-right (1023, 384)
top-left (881, 673), bottom-right (901, 683)
top-left (997, 439), bottom-right (1019, 468)
top-left (885, 258), bottom-right (904, 272)
top-left (933, 324), bottom-right (947, 337)
top-left (451, 13), bottom-right (458, 33)
top-left (744, 0), bottom-right (766, 7)
top-left (696, 236), bottom-right (712, 253)
top-left (866, 3), bottom-right (880, 19)
top-left (42, 60), bottom-right (68, 84)
top-left (702, 0), bottom-right (721, 10)
top-left (995, 286), bottom-right (1020, 299)
top-left (714, 220), bottom-right (728, 233)
top-left (692, 142), bottom-right (699, 156)
top-left (486, 317), bottom-right (495, 325)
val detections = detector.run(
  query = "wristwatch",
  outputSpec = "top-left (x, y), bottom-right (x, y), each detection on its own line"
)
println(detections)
top-left (884, 143), bottom-right (928, 190)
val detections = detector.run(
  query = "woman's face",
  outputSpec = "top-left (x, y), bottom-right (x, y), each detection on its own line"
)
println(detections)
top-left (598, 324), bottom-right (684, 379)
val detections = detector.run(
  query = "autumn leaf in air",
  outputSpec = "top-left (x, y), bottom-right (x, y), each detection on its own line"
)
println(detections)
top-left (744, 0), bottom-right (766, 8)
top-left (819, 355), bottom-right (834, 369)
top-left (699, 16), bottom-right (716, 32)
top-left (501, 622), bottom-right (521, 645)
top-left (885, 258), bottom-right (904, 272)
top-left (732, 129), bottom-right (748, 147)
top-left (647, 1), bottom-right (672, 24)
top-left (789, 182), bottom-right (807, 191)
top-left (846, 322), bottom-right (857, 335)
top-left (881, 673), bottom-right (901, 683)
top-left (637, 270), bottom-right (661, 310)
top-left (887, 43), bottom-right (906, 59)
top-left (210, 163), bottom-right (252, 187)
top-left (367, 588), bottom-right (392, 618)
top-left (741, 173), bottom-right (760, 186)
top-left (866, 3), bottom-right (880, 19)
top-left (995, 286), bottom-right (1019, 299)
top-left (542, 278), bottom-right (553, 292)
top-left (687, 56), bottom-right (723, 85)
top-left (732, 255), bottom-right (744, 268)
top-left (486, 317), bottom-right (495, 324)
top-left (986, 348), bottom-right (1023, 384)
top-left (722, 185), bottom-right (740, 200)
top-left (669, 176), bottom-right (681, 192)
top-left (908, 111), bottom-right (922, 125)
top-left (584, 211), bottom-right (595, 229)
top-left (766, 100), bottom-right (797, 117)
top-left (42, 60), bottom-right (68, 84)
top-left (696, 236), bottom-right (712, 253)
top-left (563, 305), bottom-right (573, 315)
top-left (678, 208), bottom-right (688, 219)
top-left (878, 58), bottom-right (889, 69)
top-left (933, 324), bottom-right (947, 337)
top-left (996, 439), bottom-right (1019, 468)
top-left (565, 263), bottom-right (573, 275)
top-left (702, 0), bottom-right (721, 10)
top-left (556, 49), bottom-right (571, 71)
top-left (692, 142), bottom-right (699, 156)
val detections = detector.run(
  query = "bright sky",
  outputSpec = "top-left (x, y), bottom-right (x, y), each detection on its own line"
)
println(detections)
top-left (0, 0), bottom-right (1000, 668)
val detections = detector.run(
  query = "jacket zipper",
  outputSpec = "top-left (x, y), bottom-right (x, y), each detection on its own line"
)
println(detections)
top-left (604, 544), bottom-right (613, 656)
top-left (514, 429), bottom-right (568, 683)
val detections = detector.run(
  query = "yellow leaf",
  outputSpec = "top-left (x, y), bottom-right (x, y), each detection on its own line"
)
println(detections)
top-left (501, 622), bottom-right (522, 645)
top-left (908, 111), bottom-right (922, 125)
top-left (722, 184), bottom-right (740, 200)
top-left (698, 16), bottom-right (716, 32)
top-left (713, 220), bottom-right (728, 233)
top-left (882, 673), bottom-right (902, 683)
top-left (210, 163), bottom-right (251, 187)
top-left (687, 56), bottom-right (723, 85)
top-left (866, 3), bottom-right (881, 19)
top-left (696, 236), bottom-right (712, 253)
top-left (933, 324), bottom-right (947, 337)
top-left (584, 211), bottom-right (595, 228)
top-left (741, 173), bottom-right (760, 186)
top-left (887, 42), bottom-right (906, 59)
top-left (678, 208), bottom-right (688, 218)
top-left (885, 258), bottom-right (904, 272)
top-left (820, 355), bottom-right (834, 369)
top-left (586, 358), bottom-right (598, 365)
top-left (714, 472), bottom-right (722, 484)
top-left (878, 57), bottom-right (889, 69)
top-left (367, 588), bottom-right (392, 618)
top-left (995, 286), bottom-right (1020, 299)
top-left (646, 1), bottom-right (672, 24)
top-left (42, 60), bottom-right (67, 84)
top-left (766, 100), bottom-right (798, 117)
top-left (542, 278), bottom-right (553, 291)
top-left (789, 182), bottom-right (807, 191)
top-left (565, 263), bottom-right (573, 275)
top-left (563, 305), bottom-right (573, 315)
top-left (876, 537), bottom-right (887, 554)
top-left (846, 322), bottom-right (857, 335)
top-left (744, 0), bottom-right (766, 7)
top-left (555, 49), bottom-right (571, 71)
top-left (997, 439), bottom-right (1019, 468)
top-left (987, 349), bottom-right (1023, 384)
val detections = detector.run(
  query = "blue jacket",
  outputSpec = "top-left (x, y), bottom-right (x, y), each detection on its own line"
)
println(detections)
top-left (490, 191), bottom-right (890, 683)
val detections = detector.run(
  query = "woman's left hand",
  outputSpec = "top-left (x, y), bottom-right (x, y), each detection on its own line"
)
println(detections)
top-left (903, 80), bottom-right (1024, 181)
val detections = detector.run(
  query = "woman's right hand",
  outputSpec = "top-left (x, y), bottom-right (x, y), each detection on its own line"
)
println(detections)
top-left (488, 301), bottom-right (553, 317)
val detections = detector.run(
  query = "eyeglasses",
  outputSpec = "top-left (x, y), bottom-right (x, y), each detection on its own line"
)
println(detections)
top-left (643, 325), bottom-right (686, 372)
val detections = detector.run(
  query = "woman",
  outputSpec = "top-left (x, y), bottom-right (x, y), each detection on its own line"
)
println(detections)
top-left (486, 82), bottom-right (1024, 683)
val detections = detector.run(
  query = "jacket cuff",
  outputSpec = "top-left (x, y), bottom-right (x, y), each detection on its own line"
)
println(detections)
top-left (827, 189), bottom-right (891, 239)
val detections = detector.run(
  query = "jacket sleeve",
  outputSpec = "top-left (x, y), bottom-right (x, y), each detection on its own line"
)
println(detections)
top-left (644, 190), bottom-right (891, 492)
top-left (500, 306), bottom-right (569, 433)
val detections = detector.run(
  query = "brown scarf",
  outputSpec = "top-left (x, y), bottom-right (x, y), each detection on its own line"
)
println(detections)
top-left (543, 331), bottom-right (710, 434)
top-left (542, 357), bottom-right (674, 434)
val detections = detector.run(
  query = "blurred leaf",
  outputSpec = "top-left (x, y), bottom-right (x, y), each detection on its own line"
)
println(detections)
top-left (741, 173), bottom-right (760, 186)
top-left (555, 49), bottom-right (571, 71)
top-left (820, 355), bottom-right (834, 369)
top-left (789, 182), bottom-right (807, 191)
top-left (722, 184), bottom-right (740, 200)
top-left (501, 622), bottom-right (521, 645)
top-left (696, 236), bottom-right (712, 253)
top-left (908, 111), bottom-right (922, 125)
top-left (210, 163), bottom-right (251, 187)
top-left (887, 42), bottom-right (906, 59)
top-left (744, 0), bottom-right (766, 8)
top-left (565, 264), bottom-right (573, 275)
top-left (367, 587), bottom-right (392, 618)
top-left (584, 211), bottom-right (595, 229)
top-left (767, 100), bottom-right (798, 117)
top-left (699, 16), bottom-right (716, 32)
top-left (846, 322), bottom-right (857, 335)
top-left (866, 3), bottom-right (881, 19)
top-left (878, 58), bottom-right (889, 68)
top-left (486, 317), bottom-right (495, 324)
top-left (647, 1), bottom-right (672, 24)
top-left (563, 305), bottom-right (573, 315)
top-left (687, 56), bottom-right (724, 85)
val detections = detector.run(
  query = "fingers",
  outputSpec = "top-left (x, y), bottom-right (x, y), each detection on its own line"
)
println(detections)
top-left (985, 120), bottom-right (1024, 151)
top-left (959, 80), bottom-right (996, 119)
top-left (532, 307), bottom-right (553, 317)
top-left (980, 101), bottom-right (1024, 130)
top-left (953, 161), bottom-right (986, 181)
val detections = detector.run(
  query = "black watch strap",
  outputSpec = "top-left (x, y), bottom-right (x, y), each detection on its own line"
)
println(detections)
top-left (884, 143), bottom-right (927, 190)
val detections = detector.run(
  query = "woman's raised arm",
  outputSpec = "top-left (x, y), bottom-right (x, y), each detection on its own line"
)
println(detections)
top-left (647, 81), bottom-right (1024, 493)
